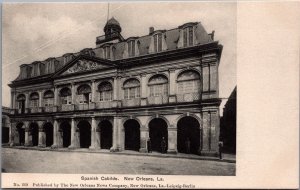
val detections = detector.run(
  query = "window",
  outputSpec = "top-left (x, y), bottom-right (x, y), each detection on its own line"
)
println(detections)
top-left (148, 75), bottom-right (168, 96)
top-left (43, 90), bottom-right (54, 107)
top-left (17, 94), bottom-right (26, 112)
top-left (77, 84), bottom-right (91, 104)
top-left (123, 79), bottom-right (140, 99)
top-left (128, 40), bottom-right (135, 57)
top-left (29, 92), bottom-right (39, 108)
top-left (103, 46), bottom-right (110, 59)
top-left (59, 87), bottom-right (72, 105)
top-left (183, 26), bottom-right (194, 47)
top-left (177, 70), bottom-right (200, 94)
top-left (98, 82), bottom-right (113, 101)
top-left (154, 33), bottom-right (163, 53)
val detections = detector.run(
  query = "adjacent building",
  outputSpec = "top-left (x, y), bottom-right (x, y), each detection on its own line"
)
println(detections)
top-left (7, 17), bottom-right (223, 155)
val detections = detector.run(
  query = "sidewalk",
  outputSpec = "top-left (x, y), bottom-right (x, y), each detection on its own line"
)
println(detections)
top-left (2, 145), bottom-right (236, 163)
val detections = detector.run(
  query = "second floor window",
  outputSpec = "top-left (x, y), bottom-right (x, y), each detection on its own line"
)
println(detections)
top-left (177, 70), bottom-right (200, 94)
top-left (149, 75), bottom-right (168, 97)
top-left (59, 87), bottom-right (71, 105)
top-left (123, 78), bottom-right (140, 99)
top-left (98, 82), bottom-right (113, 101)
top-left (103, 46), bottom-right (110, 59)
top-left (43, 90), bottom-right (54, 107)
top-left (77, 84), bottom-right (91, 104)
top-left (183, 26), bottom-right (194, 47)
top-left (154, 33), bottom-right (163, 52)
top-left (16, 94), bottom-right (26, 112)
top-left (128, 40), bottom-right (135, 57)
top-left (29, 92), bottom-right (39, 108)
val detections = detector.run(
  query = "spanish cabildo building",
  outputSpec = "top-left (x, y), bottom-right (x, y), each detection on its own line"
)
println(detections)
top-left (7, 17), bottom-right (222, 156)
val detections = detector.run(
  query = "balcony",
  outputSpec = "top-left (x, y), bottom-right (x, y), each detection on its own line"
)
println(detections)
top-left (176, 92), bottom-right (200, 103)
top-left (43, 106), bottom-right (55, 113)
top-left (30, 107), bottom-right (42, 113)
top-left (148, 95), bottom-right (169, 105)
top-left (59, 104), bottom-right (75, 112)
top-left (96, 101), bottom-right (113, 109)
top-left (122, 98), bottom-right (141, 107)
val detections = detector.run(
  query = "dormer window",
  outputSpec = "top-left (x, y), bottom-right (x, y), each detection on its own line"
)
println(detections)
top-left (103, 46), bottom-right (110, 59)
top-left (183, 26), bottom-right (194, 47)
top-left (154, 33), bottom-right (163, 52)
top-left (128, 40), bottom-right (135, 57)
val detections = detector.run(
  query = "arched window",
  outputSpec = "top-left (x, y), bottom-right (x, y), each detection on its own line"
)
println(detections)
top-left (29, 92), bottom-right (39, 108)
top-left (153, 33), bottom-right (163, 53)
top-left (177, 70), bottom-right (200, 94)
top-left (148, 75), bottom-right (168, 97)
top-left (123, 79), bottom-right (140, 99)
top-left (43, 90), bottom-right (54, 107)
top-left (17, 94), bottom-right (26, 112)
top-left (77, 84), bottom-right (91, 104)
top-left (59, 87), bottom-right (71, 105)
top-left (98, 82), bottom-right (113, 101)
top-left (183, 26), bottom-right (194, 47)
top-left (128, 40), bottom-right (135, 57)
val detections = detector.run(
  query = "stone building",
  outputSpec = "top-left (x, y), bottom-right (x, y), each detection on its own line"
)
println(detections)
top-left (7, 17), bottom-right (223, 155)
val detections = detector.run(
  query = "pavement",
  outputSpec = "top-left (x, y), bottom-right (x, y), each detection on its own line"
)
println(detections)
top-left (2, 145), bottom-right (236, 163)
top-left (1, 147), bottom-right (236, 175)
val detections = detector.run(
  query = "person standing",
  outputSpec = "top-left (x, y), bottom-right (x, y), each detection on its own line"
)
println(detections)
top-left (161, 137), bottom-right (167, 154)
top-left (147, 138), bottom-right (152, 153)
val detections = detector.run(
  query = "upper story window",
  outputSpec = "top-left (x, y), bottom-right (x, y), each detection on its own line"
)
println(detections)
top-left (59, 87), bottom-right (71, 105)
top-left (103, 46), bottom-right (110, 59)
top-left (128, 40), bottom-right (135, 57)
top-left (29, 92), bottom-right (39, 108)
top-left (43, 90), bottom-right (54, 107)
top-left (123, 78), bottom-right (140, 99)
top-left (183, 26), bottom-right (194, 47)
top-left (153, 33), bottom-right (163, 53)
top-left (177, 70), bottom-right (200, 94)
top-left (148, 74), bottom-right (168, 97)
top-left (77, 84), bottom-right (91, 104)
top-left (98, 82), bottom-right (113, 101)
top-left (16, 94), bottom-right (26, 112)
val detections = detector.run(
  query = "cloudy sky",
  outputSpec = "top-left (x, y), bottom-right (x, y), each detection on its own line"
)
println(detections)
top-left (2, 2), bottom-right (236, 112)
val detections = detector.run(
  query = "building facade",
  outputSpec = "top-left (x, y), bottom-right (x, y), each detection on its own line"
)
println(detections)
top-left (2, 106), bottom-right (11, 144)
top-left (7, 18), bottom-right (222, 155)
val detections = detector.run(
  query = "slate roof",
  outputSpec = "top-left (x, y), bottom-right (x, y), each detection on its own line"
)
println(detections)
top-left (14, 21), bottom-right (214, 81)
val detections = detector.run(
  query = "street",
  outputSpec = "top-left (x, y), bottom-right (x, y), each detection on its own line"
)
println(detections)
top-left (2, 148), bottom-right (235, 175)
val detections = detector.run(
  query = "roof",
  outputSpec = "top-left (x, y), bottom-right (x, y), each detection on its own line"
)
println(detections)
top-left (13, 21), bottom-right (215, 82)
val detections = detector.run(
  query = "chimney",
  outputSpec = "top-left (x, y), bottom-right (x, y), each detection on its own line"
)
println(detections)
top-left (149, 27), bottom-right (154, 35)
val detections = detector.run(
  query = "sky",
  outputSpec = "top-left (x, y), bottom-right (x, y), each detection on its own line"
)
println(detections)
top-left (2, 2), bottom-right (236, 113)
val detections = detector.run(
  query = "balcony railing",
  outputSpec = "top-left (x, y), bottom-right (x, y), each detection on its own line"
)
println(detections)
top-left (148, 95), bottom-right (169, 105)
top-left (43, 106), bottom-right (54, 112)
top-left (96, 101), bottom-right (113, 109)
top-left (59, 104), bottom-right (75, 112)
top-left (176, 92), bottom-right (200, 103)
top-left (30, 107), bottom-right (40, 113)
top-left (122, 98), bottom-right (141, 107)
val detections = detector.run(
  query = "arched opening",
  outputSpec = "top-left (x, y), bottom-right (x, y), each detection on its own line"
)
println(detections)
top-left (177, 116), bottom-right (201, 154)
top-left (44, 122), bottom-right (53, 147)
top-left (77, 84), bottom-right (91, 104)
top-left (148, 74), bottom-right (168, 104)
top-left (29, 92), bottom-right (39, 108)
top-left (99, 120), bottom-right (112, 149)
top-left (43, 90), bottom-right (54, 107)
top-left (60, 121), bottom-right (71, 147)
top-left (16, 123), bottom-right (25, 146)
top-left (98, 82), bottom-right (113, 102)
top-left (177, 70), bottom-right (201, 102)
top-left (149, 118), bottom-right (168, 153)
top-left (17, 94), bottom-right (26, 114)
top-left (123, 78), bottom-right (140, 99)
top-left (78, 120), bottom-right (91, 148)
top-left (59, 87), bottom-right (71, 105)
top-left (2, 126), bottom-right (9, 143)
top-left (30, 123), bottom-right (39, 146)
top-left (124, 119), bottom-right (140, 151)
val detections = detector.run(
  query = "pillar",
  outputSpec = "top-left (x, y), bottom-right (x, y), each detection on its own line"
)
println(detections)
top-left (110, 117), bottom-right (119, 152)
top-left (38, 121), bottom-right (46, 147)
top-left (167, 126), bottom-right (177, 154)
top-left (25, 93), bottom-right (30, 109)
top-left (54, 86), bottom-right (58, 106)
top-left (91, 80), bottom-right (96, 102)
top-left (169, 69), bottom-right (176, 103)
top-left (113, 77), bottom-right (120, 100)
top-left (69, 118), bottom-right (79, 148)
top-left (51, 119), bottom-right (59, 148)
top-left (71, 83), bottom-right (76, 104)
top-left (117, 118), bottom-right (124, 151)
top-left (24, 122), bottom-right (31, 146)
top-left (11, 89), bottom-right (16, 109)
top-left (9, 122), bottom-right (14, 146)
top-left (141, 74), bottom-right (147, 98)
top-left (139, 126), bottom-right (149, 153)
top-left (89, 117), bottom-right (100, 149)
top-left (39, 91), bottom-right (43, 107)
top-left (201, 110), bottom-right (219, 155)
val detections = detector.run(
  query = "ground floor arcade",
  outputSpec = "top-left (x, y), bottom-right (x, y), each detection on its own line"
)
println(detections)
top-left (8, 111), bottom-right (220, 155)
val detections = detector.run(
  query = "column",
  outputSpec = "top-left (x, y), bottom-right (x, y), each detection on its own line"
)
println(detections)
top-left (25, 93), bottom-right (30, 113)
top-left (169, 69), bottom-right (176, 103)
top-left (91, 80), bottom-right (96, 102)
top-left (209, 62), bottom-right (218, 97)
top-left (11, 89), bottom-right (16, 109)
top-left (167, 126), bottom-right (177, 154)
top-left (39, 91), bottom-right (43, 107)
top-left (139, 126), bottom-right (149, 153)
top-left (117, 117), bottom-right (124, 151)
top-left (54, 86), bottom-right (58, 106)
top-left (140, 74), bottom-right (147, 106)
top-left (202, 111), bottom-right (210, 152)
top-left (113, 77), bottom-right (120, 100)
top-left (38, 121), bottom-right (46, 147)
top-left (210, 111), bottom-right (220, 152)
top-left (51, 119), bottom-right (59, 148)
top-left (69, 118), bottom-right (79, 148)
top-left (24, 122), bottom-right (31, 146)
top-left (89, 117), bottom-right (100, 149)
top-left (71, 83), bottom-right (75, 104)
top-left (9, 122), bottom-right (14, 146)
top-left (110, 117), bottom-right (119, 152)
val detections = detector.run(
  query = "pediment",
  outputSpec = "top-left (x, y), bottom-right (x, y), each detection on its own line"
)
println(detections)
top-left (60, 58), bottom-right (112, 76)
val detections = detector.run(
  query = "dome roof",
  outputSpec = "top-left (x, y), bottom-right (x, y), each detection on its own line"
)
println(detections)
top-left (104, 17), bottom-right (122, 33)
